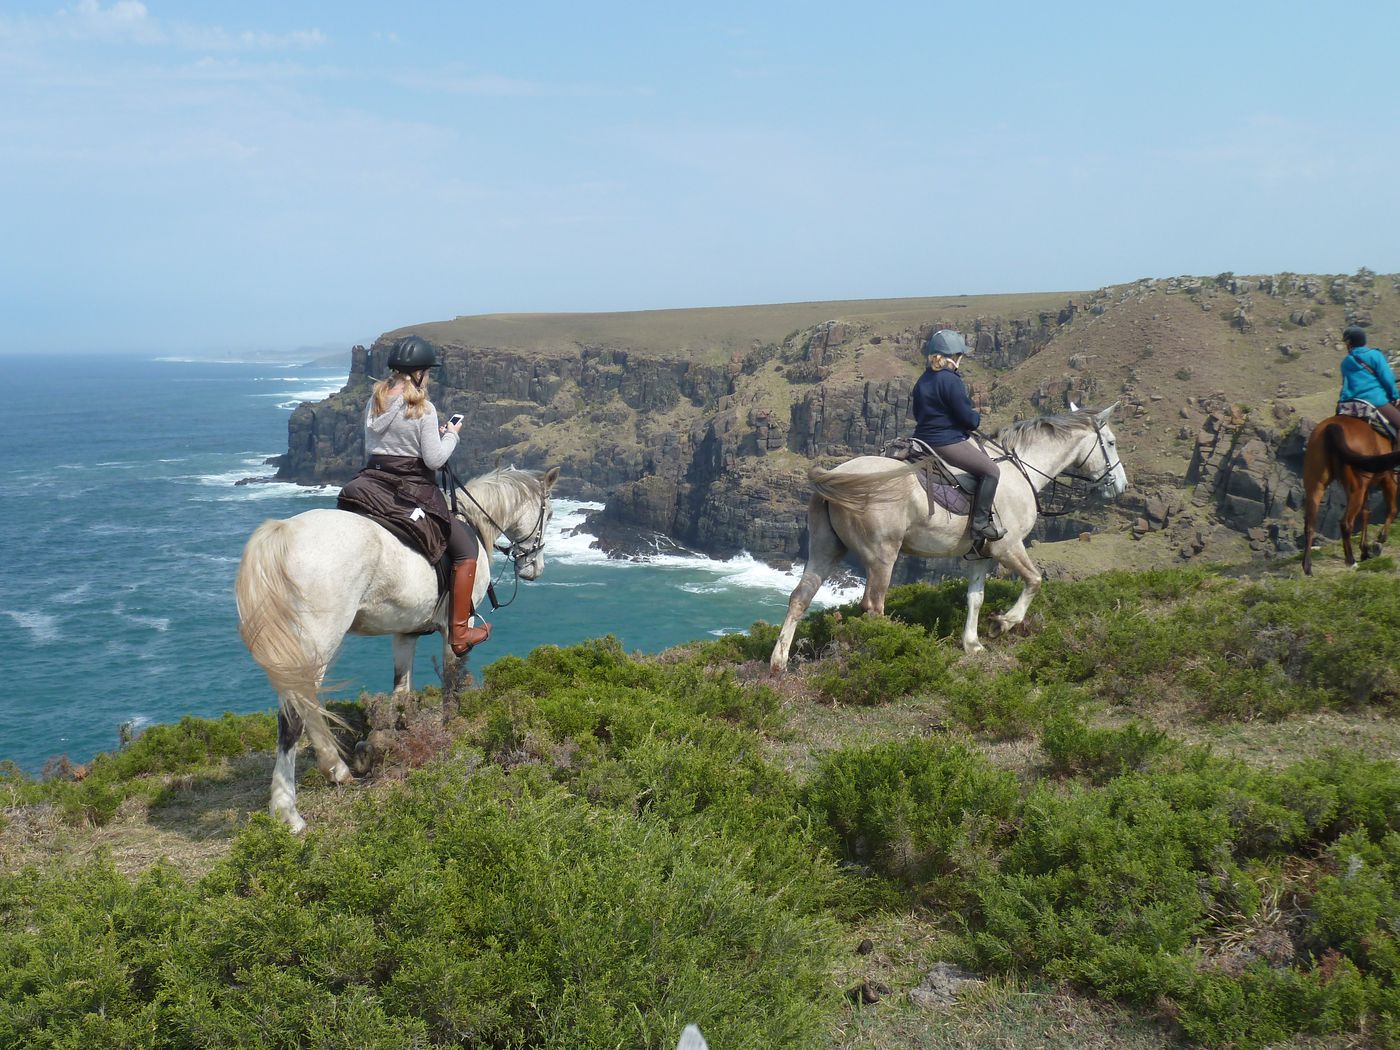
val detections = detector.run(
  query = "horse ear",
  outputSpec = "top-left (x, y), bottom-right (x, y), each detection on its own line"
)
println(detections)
top-left (1096, 401), bottom-right (1120, 423)
top-left (1067, 399), bottom-right (1080, 413)
top-left (542, 465), bottom-right (561, 489)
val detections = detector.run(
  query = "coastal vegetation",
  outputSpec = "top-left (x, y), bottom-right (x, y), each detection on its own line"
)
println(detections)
top-left (3, 555), bottom-right (1400, 1047)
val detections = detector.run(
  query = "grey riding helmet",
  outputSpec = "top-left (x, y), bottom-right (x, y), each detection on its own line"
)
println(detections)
top-left (927, 329), bottom-right (971, 357)
top-left (386, 334), bottom-right (441, 372)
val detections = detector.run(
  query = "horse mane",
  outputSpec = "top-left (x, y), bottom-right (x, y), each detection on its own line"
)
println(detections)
top-left (993, 411), bottom-right (1097, 454)
top-left (459, 467), bottom-right (543, 539)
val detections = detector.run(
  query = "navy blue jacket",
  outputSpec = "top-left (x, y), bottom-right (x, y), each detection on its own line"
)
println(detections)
top-left (911, 366), bottom-right (980, 447)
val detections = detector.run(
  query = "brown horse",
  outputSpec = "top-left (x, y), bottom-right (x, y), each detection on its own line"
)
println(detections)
top-left (1301, 416), bottom-right (1399, 574)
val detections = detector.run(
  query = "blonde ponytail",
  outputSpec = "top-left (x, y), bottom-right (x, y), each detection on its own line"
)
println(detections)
top-left (371, 370), bottom-right (435, 420)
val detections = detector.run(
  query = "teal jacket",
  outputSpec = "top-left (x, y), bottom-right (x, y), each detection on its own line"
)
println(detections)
top-left (1340, 346), bottom-right (1400, 407)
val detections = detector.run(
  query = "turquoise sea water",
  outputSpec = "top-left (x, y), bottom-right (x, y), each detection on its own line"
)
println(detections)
top-left (0, 355), bottom-right (856, 772)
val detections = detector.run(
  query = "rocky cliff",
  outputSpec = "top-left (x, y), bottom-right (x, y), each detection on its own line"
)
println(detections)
top-left (275, 274), bottom-right (1400, 575)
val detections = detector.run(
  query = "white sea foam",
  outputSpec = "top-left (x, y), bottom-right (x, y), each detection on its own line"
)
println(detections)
top-left (249, 374), bottom-right (347, 410)
top-left (3, 609), bottom-right (61, 644)
top-left (192, 479), bottom-right (339, 502)
top-left (115, 603), bottom-right (171, 632)
top-left (52, 583), bottom-right (90, 605)
top-left (274, 389), bottom-right (345, 409)
top-left (545, 499), bottom-right (862, 606)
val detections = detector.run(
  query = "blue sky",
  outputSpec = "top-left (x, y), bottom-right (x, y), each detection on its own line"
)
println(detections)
top-left (3, 1), bottom-right (1398, 354)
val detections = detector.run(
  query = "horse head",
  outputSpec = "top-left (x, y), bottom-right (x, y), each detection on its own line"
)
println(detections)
top-left (500, 465), bottom-right (560, 581)
top-left (1075, 402), bottom-right (1128, 499)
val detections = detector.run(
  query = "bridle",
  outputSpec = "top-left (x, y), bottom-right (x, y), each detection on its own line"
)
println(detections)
top-left (987, 417), bottom-right (1122, 517)
top-left (440, 466), bottom-right (551, 609)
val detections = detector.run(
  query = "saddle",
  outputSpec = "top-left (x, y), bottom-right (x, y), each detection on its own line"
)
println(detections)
top-left (880, 437), bottom-right (974, 515)
top-left (336, 455), bottom-right (453, 597)
top-left (1336, 399), bottom-right (1398, 444)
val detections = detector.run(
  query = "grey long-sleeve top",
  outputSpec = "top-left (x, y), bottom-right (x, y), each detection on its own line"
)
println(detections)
top-left (364, 395), bottom-right (458, 469)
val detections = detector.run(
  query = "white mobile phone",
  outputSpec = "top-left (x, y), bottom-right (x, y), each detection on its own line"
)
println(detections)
top-left (447, 413), bottom-right (464, 426)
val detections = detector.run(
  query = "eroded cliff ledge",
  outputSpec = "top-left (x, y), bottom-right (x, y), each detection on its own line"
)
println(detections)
top-left (277, 275), bottom-right (1400, 572)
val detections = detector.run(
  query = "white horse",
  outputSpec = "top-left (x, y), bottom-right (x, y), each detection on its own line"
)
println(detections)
top-left (236, 466), bottom-right (558, 832)
top-left (770, 406), bottom-right (1126, 669)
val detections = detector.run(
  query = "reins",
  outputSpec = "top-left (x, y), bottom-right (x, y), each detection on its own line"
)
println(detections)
top-left (968, 419), bottom-right (1121, 518)
top-left (438, 463), bottom-right (549, 611)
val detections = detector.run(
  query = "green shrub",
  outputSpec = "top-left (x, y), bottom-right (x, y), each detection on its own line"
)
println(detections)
top-left (1039, 715), bottom-right (1179, 783)
top-left (0, 764), bottom-right (841, 1050)
top-left (804, 738), bottom-right (1018, 889)
top-left (966, 770), bottom-right (1253, 993)
top-left (809, 616), bottom-right (955, 706)
top-left (24, 712), bottom-right (278, 827)
top-left (947, 674), bottom-right (1083, 739)
top-left (883, 578), bottom-right (1023, 639)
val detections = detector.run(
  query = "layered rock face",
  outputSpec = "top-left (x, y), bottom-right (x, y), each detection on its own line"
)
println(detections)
top-left (276, 312), bottom-right (1070, 563)
top-left (277, 273), bottom-right (1400, 570)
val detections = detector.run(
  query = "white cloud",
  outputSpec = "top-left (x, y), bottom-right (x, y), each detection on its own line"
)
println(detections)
top-left (0, 1), bottom-right (325, 51)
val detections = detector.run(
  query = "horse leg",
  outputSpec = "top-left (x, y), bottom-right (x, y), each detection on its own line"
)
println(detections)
top-left (771, 498), bottom-right (847, 672)
top-left (270, 707), bottom-right (307, 834)
top-left (1301, 442), bottom-right (1331, 576)
top-left (1339, 479), bottom-right (1370, 568)
top-left (1380, 475), bottom-right (1398, 547)
top-left (858, 544), bottom-right (900, 617)
top-left (987, 541), bottom-right (1043, 638)
top-left (961, 560), bottom-right (990, 653)
top-left (391, 633), bottom-right (417, 696)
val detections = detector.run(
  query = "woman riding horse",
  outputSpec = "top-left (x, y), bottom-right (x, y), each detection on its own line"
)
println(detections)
top-left (1339, 325), bottom-right (1400, 435)
top-left (911, 329), bottom-right (1005, 543)
top-left (338, 334), bottom-right (491, 654)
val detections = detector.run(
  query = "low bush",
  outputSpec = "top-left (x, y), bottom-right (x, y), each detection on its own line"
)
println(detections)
top-left (809, 616), bottom-right (956, 706)
top-left (803, 737), bottom-right (1018, 890)
top-left (10, 712), bottom-right (278, 827)
top-left (0, 763), bottom-right (841, 1050)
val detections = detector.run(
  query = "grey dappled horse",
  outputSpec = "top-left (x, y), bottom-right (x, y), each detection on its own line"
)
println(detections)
top-left (236, 466), bottom-right (558, 832)
top-left (770, 406), bottom-right (1127, 669)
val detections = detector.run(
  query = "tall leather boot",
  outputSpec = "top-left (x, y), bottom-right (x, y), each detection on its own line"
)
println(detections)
top-left (450, 559), bottom-right (492, 655)
top-left (970, 474), bottom-right (1006, 542)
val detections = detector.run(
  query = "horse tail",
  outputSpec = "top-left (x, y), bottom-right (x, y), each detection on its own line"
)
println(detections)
top-left (808, 460), bottom-right (920, 511)
top-left (235, 519), bottom-right (344, 762)
top-left (1325, 422), bottom-right (1400, 473)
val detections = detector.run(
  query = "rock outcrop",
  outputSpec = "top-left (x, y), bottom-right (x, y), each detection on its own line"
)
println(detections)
top-left (276, 272), bottom-right (1400, 572)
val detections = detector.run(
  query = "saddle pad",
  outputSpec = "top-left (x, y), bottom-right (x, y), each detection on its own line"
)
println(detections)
top-left (1336, 399), bottom-right (1398, 443)
top-left (926, 477), bottom-right (971, 516)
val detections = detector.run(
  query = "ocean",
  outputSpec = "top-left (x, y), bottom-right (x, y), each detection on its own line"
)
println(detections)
top-left (0, 355), bottom-right (857, 773)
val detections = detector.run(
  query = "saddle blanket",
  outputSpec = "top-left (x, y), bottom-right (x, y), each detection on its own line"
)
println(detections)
top-left (1336, 399), bottom-right (1398, 443)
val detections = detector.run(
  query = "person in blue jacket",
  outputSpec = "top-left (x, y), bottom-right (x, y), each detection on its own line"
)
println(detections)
top-left (911, 329), bottom-right (1005, 542)
top-left (1339, 325), bottom-right (1400, 434)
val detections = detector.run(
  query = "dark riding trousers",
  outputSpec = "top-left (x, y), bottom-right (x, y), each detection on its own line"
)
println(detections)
top-left (932, 438), bottom-right (1000, 480)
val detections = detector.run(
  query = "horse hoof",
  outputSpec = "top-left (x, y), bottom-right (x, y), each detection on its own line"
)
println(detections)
top-left (962, 640), bottom-right (985, 655)
top-left (271, 806), bottom-right (307, 835)
top-left (326, 759), bottom-right (353, 785)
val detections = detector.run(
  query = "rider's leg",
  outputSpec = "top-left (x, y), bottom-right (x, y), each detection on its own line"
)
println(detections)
top-left (1377, 400), bottom-right (1400, 439)
top-left (447, 517), bottom-right (491, 654)
top-left (935, 440), bottom-right (1006, 541)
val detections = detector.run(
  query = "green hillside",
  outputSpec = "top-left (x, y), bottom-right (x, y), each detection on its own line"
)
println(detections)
top-left (3, 551), bottom-right (1400, 1048)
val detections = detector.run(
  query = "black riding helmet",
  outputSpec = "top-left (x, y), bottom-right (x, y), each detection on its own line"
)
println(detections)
top-left (927, 329), bottom-right (971, 357)
top-left (386, 334), bottom-right (441, 373)
top-left (1343, 325), bottom-right (1369, 349)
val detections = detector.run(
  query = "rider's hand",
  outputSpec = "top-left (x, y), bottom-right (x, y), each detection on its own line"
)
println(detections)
top-left (445, 417), bottom-right (463, 435)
